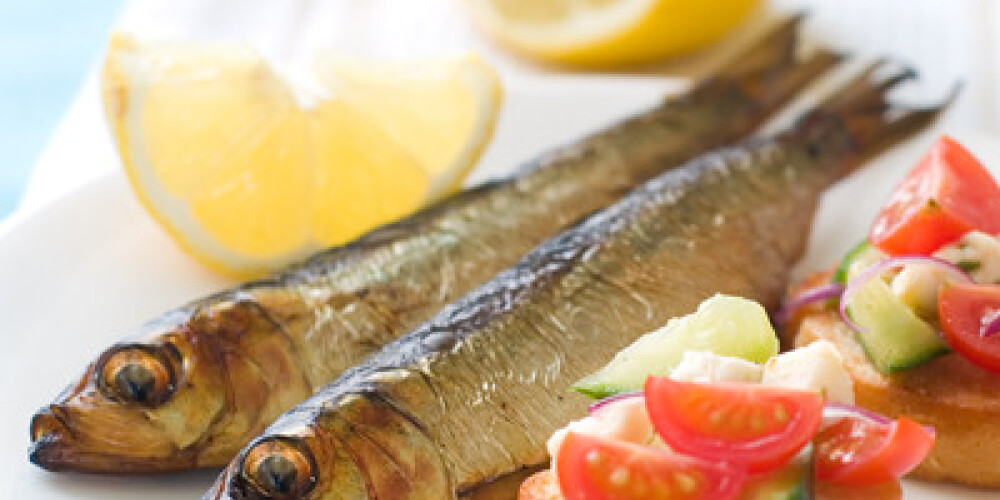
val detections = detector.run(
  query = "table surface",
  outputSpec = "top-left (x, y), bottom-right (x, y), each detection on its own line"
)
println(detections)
top-left (4, 0), bottom-right (999, 223)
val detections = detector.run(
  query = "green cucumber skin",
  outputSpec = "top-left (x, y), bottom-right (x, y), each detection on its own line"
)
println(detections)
top-left (834, 241), bottom-right (949, 373)
top-left (788, 484), bottom-right (811, 500)
top-left (849, 312), bottom-right (948, 374)
top-left (833, 240), bottom-right (883, 284)
top-left (571, 295), bottom-right (777, 399)
top-left (867, 342), bottom-right (950, 374)
top-left (569, 383), bottom-right (621, 400)
top-left (848, 278), bottom-right (950, 374)
top-left (745, 483), bottom-right (810, 500)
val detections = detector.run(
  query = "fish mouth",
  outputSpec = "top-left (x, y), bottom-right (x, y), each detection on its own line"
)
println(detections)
top-left (28, 404), bottom-right (198, 473)
top-left (29, 406), bottom-right (76, 471)
top-left (28, 432), bottom-right (77, 472)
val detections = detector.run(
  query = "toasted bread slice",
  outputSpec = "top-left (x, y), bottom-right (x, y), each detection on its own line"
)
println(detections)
top-left (794, 309), bottom-right (1000, 487)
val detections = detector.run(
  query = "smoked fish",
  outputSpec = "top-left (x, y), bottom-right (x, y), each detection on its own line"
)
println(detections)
top-left (209, 62), bottom-right (954, 500)
top-left (29, 18), bottom-right (836, 473)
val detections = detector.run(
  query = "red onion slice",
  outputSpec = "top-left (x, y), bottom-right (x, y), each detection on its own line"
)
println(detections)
top-left (774, 283), bottom-right (845, 325)
top-left (983, 309), bottom-right (1000, 338)
top-left (839, 256), bottom-right (973, 333)
top-left (823, 402), bottom-right (891, 425)
top-left (824, 402), bottom-right (936, 438)
top-left (587, 391), bottom-right (643, 414)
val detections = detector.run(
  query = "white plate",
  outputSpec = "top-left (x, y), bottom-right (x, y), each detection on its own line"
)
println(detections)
top-left (0, 81), bottom-right (997, 499)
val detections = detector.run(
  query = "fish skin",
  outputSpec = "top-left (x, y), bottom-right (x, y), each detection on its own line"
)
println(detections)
top-left (208, 63), bottom-right (953, 500)
top-left (28, 18), bottom-right (837, 474)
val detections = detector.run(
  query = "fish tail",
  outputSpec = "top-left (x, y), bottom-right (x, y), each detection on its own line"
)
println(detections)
top-left (791, 60), bottom-right (960, 171)
top-left (701, 14), bottom-right (844, 111)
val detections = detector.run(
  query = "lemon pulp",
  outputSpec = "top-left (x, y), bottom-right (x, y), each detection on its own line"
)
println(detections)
top-left (103, 35), bottom-right (503, 277)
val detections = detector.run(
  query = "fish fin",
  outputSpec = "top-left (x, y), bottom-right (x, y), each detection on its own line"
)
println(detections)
top-left (868, 83), bottom-right (962, 157)
top-left (792, 60), bottom-right (959, 171)
top-left (703, 14), bottom-right (844, 112)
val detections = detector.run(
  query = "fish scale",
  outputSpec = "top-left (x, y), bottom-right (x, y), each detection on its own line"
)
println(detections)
top-left (209, 62), bottom-right (954, 500)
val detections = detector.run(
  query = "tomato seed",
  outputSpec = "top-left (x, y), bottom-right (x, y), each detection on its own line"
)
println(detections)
top-left (585, 450), bottom-right (604, 467)
top-left (675, 472), bottom-right (697, 493)
top-left (709, 410), bottom-right (724, 426)
top-left (773, 404), bottom-right (789, 424)
top-left (610, 467), bottom-right (630, 487)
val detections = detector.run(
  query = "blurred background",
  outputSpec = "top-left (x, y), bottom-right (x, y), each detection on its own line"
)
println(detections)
top-left (0, 0), bottom-right (997, 221)
top-left (0, 1), bottom-right (125, 216)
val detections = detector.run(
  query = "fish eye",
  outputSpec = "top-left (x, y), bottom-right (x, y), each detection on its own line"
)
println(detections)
top-left (96, 344), bottom-right (179, 406)
top-left (235, 438), bottom-right (317, 500)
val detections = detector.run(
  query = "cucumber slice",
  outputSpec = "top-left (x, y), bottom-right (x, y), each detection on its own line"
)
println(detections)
top-left (847, 277), bottom-right (950, 373)
top-left (739, 446), bottom-right (812, 500)
top-left (571, 295), bottom-right (778, 398)
top-left (833, 241), bottom-right (886, 284)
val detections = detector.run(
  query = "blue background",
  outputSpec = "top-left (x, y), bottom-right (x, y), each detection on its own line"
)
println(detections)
top-left (0, 1), bottom-right (125, 217)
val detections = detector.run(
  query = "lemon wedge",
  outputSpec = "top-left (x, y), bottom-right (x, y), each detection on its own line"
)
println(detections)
top-left (465, 0), bottom-right (761, 67)
top-left (102, 35), bottom-right (503, 277)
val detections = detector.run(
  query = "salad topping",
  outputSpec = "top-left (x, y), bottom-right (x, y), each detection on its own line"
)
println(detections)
top-left (543, 294), bottom-right (932, 499)
top-left (784, 136), bottom-right (1000, 375)
top-left (548, 376), bottom-right (929, 500)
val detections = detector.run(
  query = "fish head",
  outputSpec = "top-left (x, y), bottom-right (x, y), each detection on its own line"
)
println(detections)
top-left (210, 393), bottom-right (451, 500)
top-left (207, 426), bottom-right (339, 500)
top-left (30, 297), bottom-right (313, 472)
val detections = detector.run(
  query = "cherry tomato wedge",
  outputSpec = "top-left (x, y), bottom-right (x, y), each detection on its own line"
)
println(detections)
top-left (814, 416), bottom-right (935, 485)
top-left (643, 377), bottom-right (822, 474)
top-left (556, 432), bottom-right (745, 500)
top-left (939, 283), bottom-right (1000, 374)
top-left (869, 136), bottom-right (1000, 255)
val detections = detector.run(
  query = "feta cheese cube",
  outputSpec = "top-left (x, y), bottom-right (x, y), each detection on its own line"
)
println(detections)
top-left (669, 350), bottom-right (763, 384)
top-left (762, 340), bottom-right (854, 404)
top-left (935, 231), bottom-right (1000, 285)
top-left (890, 264), bottom-right (946, 320)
